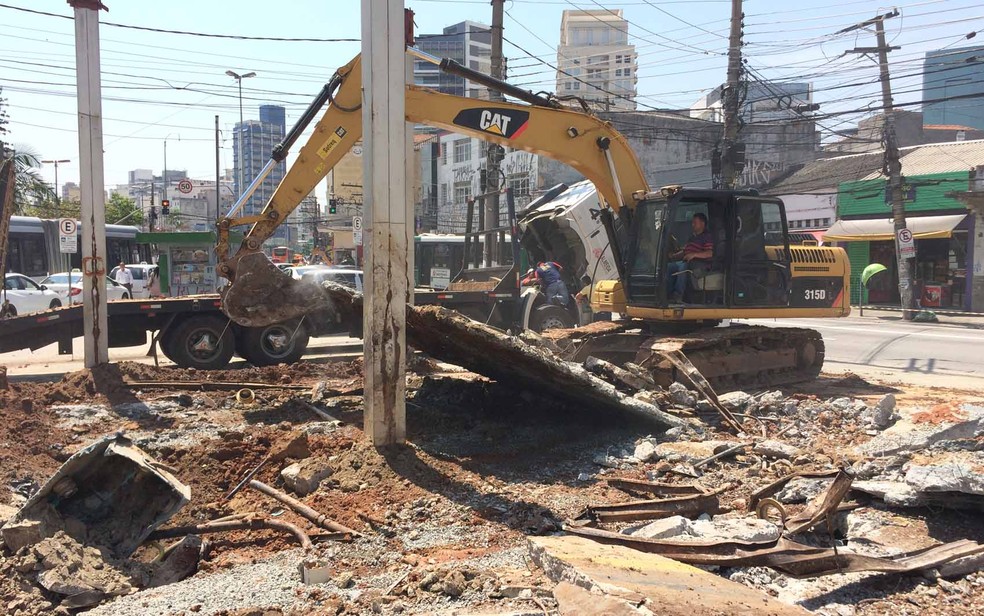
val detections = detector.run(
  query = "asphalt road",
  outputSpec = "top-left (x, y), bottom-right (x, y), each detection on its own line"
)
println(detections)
top-left (745, 313), bottom-right (984, 389)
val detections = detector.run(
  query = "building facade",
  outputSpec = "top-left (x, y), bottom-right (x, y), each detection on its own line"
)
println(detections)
top-left (233, 104), bottom-right (287, 240)
top-left (923, 45), bottom-right (984, 131)
top-left (414, 21), bottom-right (493, 98)
top-left (690, 81), bottom-right (813, 124)
top-left (556, 9), bottom-right (637, 111)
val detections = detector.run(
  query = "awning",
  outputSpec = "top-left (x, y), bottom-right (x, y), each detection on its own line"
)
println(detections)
top-left (823, 214), bottom-right (966, 242)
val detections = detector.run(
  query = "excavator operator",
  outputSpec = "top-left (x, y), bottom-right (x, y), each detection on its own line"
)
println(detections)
top-left (666, 212), bottom-right (714, 303)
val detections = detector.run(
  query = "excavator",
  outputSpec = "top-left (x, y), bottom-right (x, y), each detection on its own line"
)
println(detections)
top-left (215, 49), bottom-right (851, 388)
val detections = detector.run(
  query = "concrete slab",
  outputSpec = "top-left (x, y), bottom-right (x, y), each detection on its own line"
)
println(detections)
top-left (528, 535), bottom-right (810, 616)
top-left (856, 403), bottom-right (984, 457)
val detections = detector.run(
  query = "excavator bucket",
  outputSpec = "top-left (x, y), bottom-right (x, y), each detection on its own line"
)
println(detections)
top-left (222, 252), bottom-right (328, 328)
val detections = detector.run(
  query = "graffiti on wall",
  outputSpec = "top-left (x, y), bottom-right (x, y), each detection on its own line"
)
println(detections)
top-left (737, 159), bottom-right (786, 188)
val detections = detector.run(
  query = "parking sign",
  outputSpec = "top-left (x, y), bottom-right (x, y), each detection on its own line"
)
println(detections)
top-left (59, 218), bottom-right (78, 253)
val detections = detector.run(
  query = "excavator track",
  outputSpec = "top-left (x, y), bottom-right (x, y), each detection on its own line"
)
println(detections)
top-left (560, 324), bottom-right (825, 392)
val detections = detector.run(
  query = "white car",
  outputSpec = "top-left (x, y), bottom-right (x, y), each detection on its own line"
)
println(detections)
top-left (288, 264), bottom-right (330, 280)
top-left (108, 264), bottom-right (156, 299)
top-left (40, 272), bottom-right (132, 304)
top-left (300, 267), bottom-right (364, 293)
top-left (2, 273), bottom-right (63, 316)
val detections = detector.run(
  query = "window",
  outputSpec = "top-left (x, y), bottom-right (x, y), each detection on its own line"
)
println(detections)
top-left (573, 82), bottom-right (580, 90)
top-left (615, 69), bottom-right (622, 77)
top-left (507, 174), bottom-right (531, 200)
top-left (441, 143), bottom-right (448, 165)
top-left (823, 217), bottom-right (831, 226)
top-left (479, 140), bottom-right (489, 158)
top-left (565, 82), bottom-right (573, 90)
top-left (623, 68), bottom-right (631, 77)
top-left (615, 55), bottom-right (623, 64)
top-left (440, 183), bottom-right (449, 205)
top-left (453, 182), bottom-right (472, 204)
top-left (453, 139), bottom-right (471, 163)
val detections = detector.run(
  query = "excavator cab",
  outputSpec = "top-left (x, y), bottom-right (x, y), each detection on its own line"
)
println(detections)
top-left (600, 189), bottom-right (793, 315)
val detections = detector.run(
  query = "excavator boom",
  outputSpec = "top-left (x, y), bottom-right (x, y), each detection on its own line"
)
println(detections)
top-left (218, 52), bottom-right (649, 327)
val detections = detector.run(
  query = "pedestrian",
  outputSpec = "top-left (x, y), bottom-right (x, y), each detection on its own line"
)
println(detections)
top-left (147, 267), bottom-right (161, 298)
top-left (114, 261), bottom-right (134, 296)
top-left (522, 261), bottom-right (569, 307)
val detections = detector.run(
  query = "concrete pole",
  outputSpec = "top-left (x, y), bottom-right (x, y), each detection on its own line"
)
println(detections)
top-left (485, 0), bottom-right (505, 265)
top-left (361, 0), bottom-right (407, 446)
top-left (69, 0), bottom-right (109, 367)
top-left (718, 0), bottom-right (743, 189)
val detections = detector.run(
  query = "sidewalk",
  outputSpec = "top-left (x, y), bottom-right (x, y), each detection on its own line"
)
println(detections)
top-left (852, 306), bottom-right (984, 329)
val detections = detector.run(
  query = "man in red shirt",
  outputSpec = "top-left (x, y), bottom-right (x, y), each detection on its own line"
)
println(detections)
top-left (666, 213), bottom-right (713, 303)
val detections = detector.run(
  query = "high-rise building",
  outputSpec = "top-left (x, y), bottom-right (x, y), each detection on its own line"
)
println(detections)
top-left (690, 81), bottom-right (813, 123)
top-left (923, 45), bottom-right (984, 130)
top-left (234, 104), bottom-right (287, 239)
top-left (414, 21), bottom-right (493, 97)
top-left (556, 9), bottom-right (637, 111)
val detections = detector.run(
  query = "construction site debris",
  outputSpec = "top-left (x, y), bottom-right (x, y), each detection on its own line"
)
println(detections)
top-left (280, 458), bottom-right (334, 496)
top-left (857, 402), bottom-right (984, 457)
top-left (247, 480), bottom-right (357, 537)
top-left (580, 488), bottom-right (724, 523)
top-left (3, 434), bottom-right (189, 559)
top-left (147, 516), bottom-right (313, 550)
top-left (529, 535), bottom-right (811, 615)
top-left (322, 282), bottom-right (685, 430)
top-left (625, 515), bottom-right (782, 544)
top-left (783, 468), bottom-right (855, 535)
top-left (552, 581), bottom-right (640, 616)
top-left (752, 439), bottom-right (803, 460)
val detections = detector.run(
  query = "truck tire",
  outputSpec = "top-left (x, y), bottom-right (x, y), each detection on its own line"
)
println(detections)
top-left (239, 321), bottom-right (310, 366)
top-left (164, 315), bottom-right (235, 369)
top-left (529, 304), bottom-right (576, 332)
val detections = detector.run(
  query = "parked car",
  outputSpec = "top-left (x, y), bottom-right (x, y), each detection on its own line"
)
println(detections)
top-left (108, 263), bottom-right (156, 299)
top-left (301, 268), bottom-right (364, 293)
top-left (40, 271), bottom-right (131, 304)
top-left (288, 264), bottom-right (330, 280)
top-left (2, 273), bottom-right (62, 316)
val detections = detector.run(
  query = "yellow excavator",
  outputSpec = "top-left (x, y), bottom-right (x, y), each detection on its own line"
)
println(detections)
top-left (216, 49), bottom-right (851, 388)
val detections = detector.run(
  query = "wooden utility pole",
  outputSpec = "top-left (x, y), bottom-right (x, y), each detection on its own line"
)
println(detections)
top-left (484, 0), bottom-right (505, 266)
top-left (361, 0), bottom-right (408, 446)
top-left (69, 0), bottom-right (109, 366)
top-left (844, 10), bottom-right (914, 319)
top-left (717, 0), bottom-right (744, 189)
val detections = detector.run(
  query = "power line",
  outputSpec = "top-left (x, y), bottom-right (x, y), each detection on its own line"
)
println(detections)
top-left (0, 3), bottom-right (359, 42)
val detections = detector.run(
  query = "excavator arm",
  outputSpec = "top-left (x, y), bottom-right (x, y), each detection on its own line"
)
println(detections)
top-left (218, 52), bottom-right (649, 327)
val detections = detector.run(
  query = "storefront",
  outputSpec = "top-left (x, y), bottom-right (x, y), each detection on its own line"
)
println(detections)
top-left (829, 170), bottom-right (975, 310)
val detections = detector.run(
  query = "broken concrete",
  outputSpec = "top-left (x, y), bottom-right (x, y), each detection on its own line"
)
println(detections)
top-left (322, 283), bottom-right (685, 430)
top-left (624, 515), bottom-right (781, 544)
top-left (905, 451), bottom-right (984, 496)
top-left (553, 581), bottom-right (641, 616)
top-left (869, 393), bottom-right (898, 429)
top-left (718, 391), bottom-right (752, 410)
top-left (776, 477), bottom-right (833, 504)
top-left (651, 440), bottom-right (732, 464)
top-left (528, 535), bottom-right (810, 615)
top-left (279, 458), bottom-right (333, 497)
top-left (752, 439), bottom-right (803, 460)
top-left (4, 434), bottom-right (190, 559)
top-left (857, 402), bottom-right (984, 457)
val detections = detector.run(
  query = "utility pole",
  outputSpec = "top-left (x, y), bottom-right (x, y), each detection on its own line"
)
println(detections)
top-left (41, 159), bottom-right (70, 207)
top-left (717, 0), bottom-right (744, 189)
top-left (215, 115), bottom-right (221, 227)
top-left (226, 70), bottom-right (256, 201)
top-left (361, 0), bottom-right (409, 446)
top-left (68, 0), bottom-right (108, 367)
top-left (484, 0), bottom-right (505, 266)
top-left (843, 10), bottom-right (914, 319)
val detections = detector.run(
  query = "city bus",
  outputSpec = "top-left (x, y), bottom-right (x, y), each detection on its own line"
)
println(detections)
top-left (270, 246), bottom-right (292, 264)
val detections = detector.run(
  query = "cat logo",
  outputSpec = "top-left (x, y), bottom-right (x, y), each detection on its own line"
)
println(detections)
top-left (479, 110), bottom-right (512, 135)
top-left (452, 108), bottom-right (530, 140)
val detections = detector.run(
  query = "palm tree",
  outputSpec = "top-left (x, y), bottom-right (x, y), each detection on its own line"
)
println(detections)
top-left (8, 146), bottom-right (55, 214)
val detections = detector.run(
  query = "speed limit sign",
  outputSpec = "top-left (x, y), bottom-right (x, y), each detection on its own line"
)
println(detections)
top-left (177, 179), bottom-right (193, 194)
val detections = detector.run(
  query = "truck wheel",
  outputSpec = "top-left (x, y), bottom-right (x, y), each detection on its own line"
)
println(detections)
top-left (529, 304), bottom-right (576, 332)
top-left (165, 316), bottom-right (235, 369)
top-left (239, 321), bottom-right (310, 366)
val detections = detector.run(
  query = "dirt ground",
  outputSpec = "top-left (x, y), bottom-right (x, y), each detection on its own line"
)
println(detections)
top-left (1, 359), bottom-right (982, 615)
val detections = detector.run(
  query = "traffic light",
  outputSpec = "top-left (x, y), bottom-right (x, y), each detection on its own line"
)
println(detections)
top-left (161, 199), bottom-right (170, 215)
top-left (329, 198), bottom-right (337, 215)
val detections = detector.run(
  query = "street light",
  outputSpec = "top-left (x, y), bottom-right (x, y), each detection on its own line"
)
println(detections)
top-left (163, 133), bottom-right (180, 231)
top-left (225, 70), bottom-right (256, 200)
top-left (41, 159), bottom-right (70, 206)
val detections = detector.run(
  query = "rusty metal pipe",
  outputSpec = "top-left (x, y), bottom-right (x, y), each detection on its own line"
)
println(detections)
top-left (248, 479), bottom-right (359, 537)
top-left (148, 516), bottom-right (312, 550)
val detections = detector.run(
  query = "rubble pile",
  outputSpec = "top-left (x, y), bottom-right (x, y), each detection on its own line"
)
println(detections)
top-left (1, 322), bottom-right (984, 614)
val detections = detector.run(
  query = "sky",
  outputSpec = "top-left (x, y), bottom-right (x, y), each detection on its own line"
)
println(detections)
top-left (2, 0), bottom-right (982, 204)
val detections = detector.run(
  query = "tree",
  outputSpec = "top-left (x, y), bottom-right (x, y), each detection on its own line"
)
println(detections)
top-left (105, 193), bottom-right (143, 226)
top-left (1, 91), bottom-right (56, 213)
